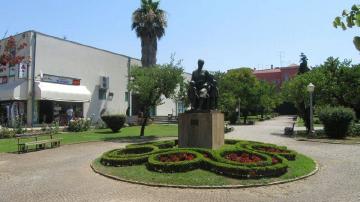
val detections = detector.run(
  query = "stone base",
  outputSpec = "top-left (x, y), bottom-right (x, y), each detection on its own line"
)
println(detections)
top-left (178, 111), bottom-right (224, 149)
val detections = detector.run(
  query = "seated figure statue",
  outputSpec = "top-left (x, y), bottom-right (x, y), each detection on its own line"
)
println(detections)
top-left (188, 59), bottom-right (218, 110)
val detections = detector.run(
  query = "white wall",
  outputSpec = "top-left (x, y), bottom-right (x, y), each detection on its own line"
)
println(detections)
top-left (155, 72), bottom-right (191, 116)
top-left (34, 32), bottom-right (140, 121)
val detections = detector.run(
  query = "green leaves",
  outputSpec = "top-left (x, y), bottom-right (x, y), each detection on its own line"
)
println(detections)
top-left (333, 4), bottom-right (360, 51)
top-left (128, 62), bottom-right (184, 109)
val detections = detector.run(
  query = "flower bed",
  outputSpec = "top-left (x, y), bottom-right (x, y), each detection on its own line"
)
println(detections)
top-left (147, 150), bottom-right (203, 173)
top-left (99, 140), bottom-right (298, 179)
top-left (246, 143), bottom-right (297, 161)
top-left (158, 152), bottom-right (195, 162)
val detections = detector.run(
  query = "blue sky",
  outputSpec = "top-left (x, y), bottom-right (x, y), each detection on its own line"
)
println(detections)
top-left (1, 0), bottom-right (359, 73)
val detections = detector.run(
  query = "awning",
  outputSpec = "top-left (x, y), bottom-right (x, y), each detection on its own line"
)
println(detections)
top-left (35, 82), bottom-right (91, 102)
top-left (0, 80), bottom-right (28, 101)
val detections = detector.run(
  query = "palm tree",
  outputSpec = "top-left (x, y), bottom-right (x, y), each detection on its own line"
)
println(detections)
top-left (132, 0), bottom-right (167, 67)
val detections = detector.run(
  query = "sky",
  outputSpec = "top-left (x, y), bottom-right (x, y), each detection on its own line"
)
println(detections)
top-left (1, 0), bottom-right (359, 73)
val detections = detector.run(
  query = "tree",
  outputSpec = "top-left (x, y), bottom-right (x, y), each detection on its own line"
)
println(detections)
top-left (298, 53), bottom-right (310, 74)
top-left (282, 57), bottom-right (360, 132)
top-left (333, 4), bottom-right (360, 51)
top-left (132, 0), bottom-right (167, 67)
top-left (218, 68), bottom-right (259, 124)
top-left (256, 80), bottom-right (280, 118)
top-left (128, 61), bottom-right (183, 136)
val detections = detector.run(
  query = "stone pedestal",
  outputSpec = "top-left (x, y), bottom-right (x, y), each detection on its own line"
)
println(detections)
top-left (178, 111), bottom-right (224, 149)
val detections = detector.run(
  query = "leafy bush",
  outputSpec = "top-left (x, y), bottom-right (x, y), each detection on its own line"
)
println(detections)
top-left (14, 115), bottom-right (26, 134)
top-left (0, 126), bottom-right (15, 139)
top-left (100, 145), bottom-right (159, 166)
top-left (246, 143), bottom-right (297, 161)
top-left (146, 150), bottom-right (203, 173)
top-left (350, 123), bottom-right (360, 136)
top-left (318, 106), bottom-right (355, 139)
top-left (101, 115), bottom-right (126, 132)
top-left (68, 118), bottom-right (91, 132)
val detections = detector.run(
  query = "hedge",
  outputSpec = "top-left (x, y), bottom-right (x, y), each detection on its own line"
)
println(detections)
top-left (318, 106), bottom-right (355, 139)
top-left (126, 140), bottom-right (176, 149)
top-left (147, 149), bottom-right (203, 173)
top-left (101, 114), bottom-right (126, 133)
top-left (244, 143), bottom-right (297, 161)
top-left (100, 140), bottom-right (293, 179)
top-left (100, 145), bottom-right (160, 166)
top-left (213, 147), bottom-right (273, 167)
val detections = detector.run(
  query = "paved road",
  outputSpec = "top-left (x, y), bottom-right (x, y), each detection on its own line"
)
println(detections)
top-left (0, 116), bottom-right (359, 202)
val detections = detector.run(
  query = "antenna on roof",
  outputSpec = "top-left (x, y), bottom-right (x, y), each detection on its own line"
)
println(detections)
top-left (279, 51), bottom-right (284, 67)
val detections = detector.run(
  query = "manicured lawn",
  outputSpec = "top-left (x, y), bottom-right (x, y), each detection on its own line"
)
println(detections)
top-left (0, 124), bottom-right (178, 153)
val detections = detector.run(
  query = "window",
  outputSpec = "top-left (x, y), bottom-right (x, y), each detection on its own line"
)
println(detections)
top-left (99, 89), bottom-right (107, 100)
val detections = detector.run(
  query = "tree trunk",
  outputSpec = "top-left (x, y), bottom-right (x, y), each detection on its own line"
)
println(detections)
top-left (140, 116), bottom-right (148, 137)
top-left (141, 36), bottom-right (157, 67)
top-left (140, 107), bottom-right (149, 137)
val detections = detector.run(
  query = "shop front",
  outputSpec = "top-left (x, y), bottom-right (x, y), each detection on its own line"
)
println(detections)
top-left (34, 74), bottom-right (91, 126)
top-left (0, 80), bottom-right (28, 127)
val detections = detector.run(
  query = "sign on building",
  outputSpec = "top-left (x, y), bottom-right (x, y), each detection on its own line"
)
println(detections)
top-left (18, 63), bottom-right (28, 79)
top-left (42, 74), bottom-right (81, 85)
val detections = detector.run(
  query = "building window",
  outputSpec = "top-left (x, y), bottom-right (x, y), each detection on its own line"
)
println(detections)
top-left (99, 89), bottom-right (107, 100)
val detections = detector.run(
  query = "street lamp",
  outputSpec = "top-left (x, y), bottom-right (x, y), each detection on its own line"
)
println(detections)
top-left (307, 83), bottom-right (315, 135)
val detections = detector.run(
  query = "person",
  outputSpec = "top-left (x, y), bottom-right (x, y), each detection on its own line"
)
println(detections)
top-left (66, 106), bottom-right (74, 124)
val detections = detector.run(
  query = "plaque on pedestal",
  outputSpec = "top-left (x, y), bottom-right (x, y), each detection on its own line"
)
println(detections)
top-left (178, 111), bottom-right (224, 149)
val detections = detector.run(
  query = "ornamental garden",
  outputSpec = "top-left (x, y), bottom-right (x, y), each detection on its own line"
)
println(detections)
top-left (92, 139), bottom-right (316, 187)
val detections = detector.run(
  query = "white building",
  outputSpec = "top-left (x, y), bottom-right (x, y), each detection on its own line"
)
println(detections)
top-left (0, 31), bottom-right (186, 127)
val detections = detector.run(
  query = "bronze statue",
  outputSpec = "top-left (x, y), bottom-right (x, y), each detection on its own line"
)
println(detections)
top-left (188, 59), bottom-right (218, 110)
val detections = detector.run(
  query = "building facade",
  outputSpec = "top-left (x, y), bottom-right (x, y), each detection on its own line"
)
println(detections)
top-left (0, 31), bottom-right (184, 127)
top-left (253, 65), bottom-right (299, 87)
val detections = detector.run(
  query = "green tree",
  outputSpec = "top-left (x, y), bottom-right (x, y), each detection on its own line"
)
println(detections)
top-left (282, 57), bottom-right (360, 132)
top-left (128, 61), bottom-right (183, 136)
top-left (333, 4), bottom-right (360, 51)
top-left (298, 53), bottom-right (310, 74)
top-left (218, 68), bottom-right (259, 124)
top-left (132, 0), bottom-right (167, 67)
top-left (257, 80), bottom-right (280, 118)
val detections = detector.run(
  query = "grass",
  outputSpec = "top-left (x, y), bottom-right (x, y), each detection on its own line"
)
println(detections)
top-left (0, 124), bottom-right (178, 153)
top-left (92, 144), bottom-right (316, 187)
top-left (296, 117), bottom-right (323, 127)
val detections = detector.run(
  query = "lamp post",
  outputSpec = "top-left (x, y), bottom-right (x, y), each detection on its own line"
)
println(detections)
top-left (307, 83), bottom-right (315, 135)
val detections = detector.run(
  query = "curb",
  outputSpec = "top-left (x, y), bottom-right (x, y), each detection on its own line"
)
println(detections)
top-left (90, 159), bottom-right (319, 189)
top-left (296, 138), bottom-right (360, 145)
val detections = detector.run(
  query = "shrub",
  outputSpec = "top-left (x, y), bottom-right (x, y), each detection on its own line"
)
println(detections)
top-left (245, 143), bottom-right (297, 161)
top-left (126, 140), bottom-right (176, 149)
top-left (100, 145), bottom-right (160, 166)
top-left (146, 150), bottom-right (203, 173)
top-left (318, 106), bottom-right (355, 139)
top-left (68, 118), bottom-right (91, 132)
top-left (0, 126), bottom-right (15, 139)
top-left (101, 115), bottom-right (126, 132)
top-left (350, 123), bottom-right (360, 136)
top-left (14, 115), bottom-right (26, 134)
